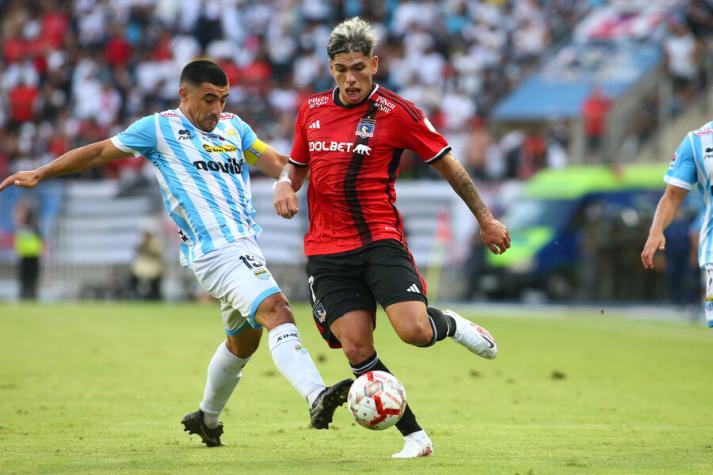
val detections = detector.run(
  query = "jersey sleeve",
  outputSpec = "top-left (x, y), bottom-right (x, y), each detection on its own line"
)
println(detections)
top-left (396, 107), bottom-right (451, 164)
top-left (111, 115), bottom-right (157, 156)
top-left (231, 116), bottom-right (260, 164)
top-left (235, 116), bottom-right (258, 151)
top-left (289, 104), bottom-right (310, 167)
top-left (664, 133), bottom-right (698, 190)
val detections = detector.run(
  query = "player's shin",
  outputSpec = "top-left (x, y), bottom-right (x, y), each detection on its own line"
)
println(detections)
top-left (200, 341), bottom-right (250, 428)
top-left (268, 323), bottom-right (325, 405)
top-left (350, 353), bottom-right (422, 436)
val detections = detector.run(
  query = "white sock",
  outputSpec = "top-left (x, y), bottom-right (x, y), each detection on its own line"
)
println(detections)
top-left (199, 341), bottom-right (250, 429)
top-left (268, 323), bottom-right (325, 406)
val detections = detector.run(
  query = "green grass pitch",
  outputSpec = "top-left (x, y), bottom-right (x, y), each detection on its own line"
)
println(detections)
top-left (1, 303), bottom-right (711, 474)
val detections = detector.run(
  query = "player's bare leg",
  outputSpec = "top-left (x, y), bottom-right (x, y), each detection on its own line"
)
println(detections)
top-left (332, 310), bottom-right (433, 458)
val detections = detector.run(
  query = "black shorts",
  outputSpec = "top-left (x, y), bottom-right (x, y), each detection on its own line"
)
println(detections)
top-left (306, 239), bottom-right (427, 348)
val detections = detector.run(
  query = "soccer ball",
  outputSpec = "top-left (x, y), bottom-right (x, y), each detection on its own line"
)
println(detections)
top-left (347, 371), bottom-right (407, 430)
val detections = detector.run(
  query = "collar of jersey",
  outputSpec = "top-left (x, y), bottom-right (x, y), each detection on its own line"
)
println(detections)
top-left (333, 83), bottom-right (379, 109)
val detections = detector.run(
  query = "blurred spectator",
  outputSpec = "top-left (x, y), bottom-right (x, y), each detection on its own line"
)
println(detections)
top-left (685, 0), bottom-right (713, 40)
top-left (518, 127), bottom-right (547, 179)
top-left (129, 229), bottom-right (164, 301)
top-left (482, 132), bottom-right (505, 180)
top-left (546, 122), bottom-right (570, 169)
top-left (663, 20), bottom-right (701, 113)
top-left (500, 128), bottom-right (525, 179)
top-left (104, 23), bottom-right (132, 67)
top-left (8, 79), bottom-right (39, 126)
top-left (14, 205), bottom-right (43, 300)
top-left (581, 86), bottom-right (611, 160)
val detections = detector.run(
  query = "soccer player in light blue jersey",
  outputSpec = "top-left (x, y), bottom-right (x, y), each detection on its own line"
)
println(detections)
top-left (0, 60), bottom-right (352, 446)
top-left (642, 120), bottom-right (713, 328)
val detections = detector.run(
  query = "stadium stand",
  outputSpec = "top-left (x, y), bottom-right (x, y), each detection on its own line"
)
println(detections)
top-left (492, 0), bottom-right (713, 167)
top-left (0, 0), bottom-right (709, 301)
top-left (0, 0), bottom-right (584, 300)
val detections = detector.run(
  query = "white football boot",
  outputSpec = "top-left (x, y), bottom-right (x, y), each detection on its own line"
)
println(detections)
top-left (392, 430), bottom-right (433, 459)
top-left (445, 309), bottom-right (498, 359)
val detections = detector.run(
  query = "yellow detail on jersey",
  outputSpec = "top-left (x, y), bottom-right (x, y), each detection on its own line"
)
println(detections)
top-left (244, 138), bottom-right (268, 165)
top-left (202, 143), bottom-right (238, 153)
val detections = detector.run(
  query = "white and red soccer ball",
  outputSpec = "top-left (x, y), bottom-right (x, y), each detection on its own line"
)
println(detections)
top-left (347, 371), bottom-right (407, 430)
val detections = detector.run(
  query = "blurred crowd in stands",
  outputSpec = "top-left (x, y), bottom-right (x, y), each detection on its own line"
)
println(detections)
top-left (2, 1), bottom-right (713, 184)
top-left (664, 2), bottom-right (713, 113)
top-left (0, 0), bottom-right (590, 185)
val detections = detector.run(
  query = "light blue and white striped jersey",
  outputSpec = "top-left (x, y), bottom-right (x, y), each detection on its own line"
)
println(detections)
top-left (111, 108), bottom-right (263, 267)
top-left (665, 120), bottom-right (713, 267)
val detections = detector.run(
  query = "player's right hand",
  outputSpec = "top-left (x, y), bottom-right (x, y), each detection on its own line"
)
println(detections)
top-left (641, 232), bottom-right (665, 269)
top-left (480, 218), bottom-right (511, 255)
top-left (273, 181), bottom-right (299, 219)
top-left (0, 170), bottom-right (42, 192)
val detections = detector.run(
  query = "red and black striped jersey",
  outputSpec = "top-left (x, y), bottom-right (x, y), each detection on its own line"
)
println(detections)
top-left (290, 84), bottom-right (451, 256)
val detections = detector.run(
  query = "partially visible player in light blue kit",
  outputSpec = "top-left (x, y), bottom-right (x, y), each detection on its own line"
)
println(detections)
top-left (0, 60), bottom-right (352, 446)
top-left (642, 120), bottom-right (713, 328)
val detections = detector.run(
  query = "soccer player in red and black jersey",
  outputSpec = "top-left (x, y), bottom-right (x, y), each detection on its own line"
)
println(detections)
top-left (274, 17), bottom-right (511, 458)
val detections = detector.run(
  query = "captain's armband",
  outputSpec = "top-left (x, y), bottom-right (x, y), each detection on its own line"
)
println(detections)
top-left (244, 138), bottom-right (269, 165)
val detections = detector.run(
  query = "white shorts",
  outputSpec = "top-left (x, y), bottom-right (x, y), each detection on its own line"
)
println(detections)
top-left (190, 238), bottom-right (282, 335)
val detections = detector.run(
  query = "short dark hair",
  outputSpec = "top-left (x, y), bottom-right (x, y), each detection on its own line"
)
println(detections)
top-left (180, 60), bottom-right (228, 87)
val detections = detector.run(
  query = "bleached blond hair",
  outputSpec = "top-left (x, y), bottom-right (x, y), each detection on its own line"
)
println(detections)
top-left (327, 17), bottom-right (377, 59)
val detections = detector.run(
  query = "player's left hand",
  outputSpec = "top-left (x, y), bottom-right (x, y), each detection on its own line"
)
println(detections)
top-left (480, 218), bottom-right (511, 255)
top-left (273, 181), bottom-right (299, 219)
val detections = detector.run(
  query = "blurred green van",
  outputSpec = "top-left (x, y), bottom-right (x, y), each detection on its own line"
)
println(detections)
top-left (477, 163), bottom-right (667, 300)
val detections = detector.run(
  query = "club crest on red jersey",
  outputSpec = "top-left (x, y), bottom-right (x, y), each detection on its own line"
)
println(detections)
top-left (355, 119), bottom-right (375, 139)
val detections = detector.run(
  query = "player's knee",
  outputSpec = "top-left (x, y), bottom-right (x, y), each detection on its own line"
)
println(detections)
top-left (226, 335), bottom-right (259, 358)
top-left (341, 339), bottom-right (375, 364)
top-left (396, 320), bottom-right (433, 347)
top-left (254, 293), bottom-right (295, 329)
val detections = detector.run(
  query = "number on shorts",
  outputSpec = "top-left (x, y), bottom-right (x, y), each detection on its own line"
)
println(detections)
top-left (239, 254), bottom-right (259, 269)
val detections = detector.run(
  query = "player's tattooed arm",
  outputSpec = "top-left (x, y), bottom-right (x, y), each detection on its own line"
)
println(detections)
top-left (448, 166), bottom-right (491, 222)
top-left (431, 153), bottom-right (491, 221)
top-left (432, 152), bottom-right (511, 254)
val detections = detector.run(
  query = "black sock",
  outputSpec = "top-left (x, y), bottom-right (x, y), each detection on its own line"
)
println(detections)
top-left (423, 306), bottom-right (456, 346)
top-left (350, 353), bottom-right (422, 436)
